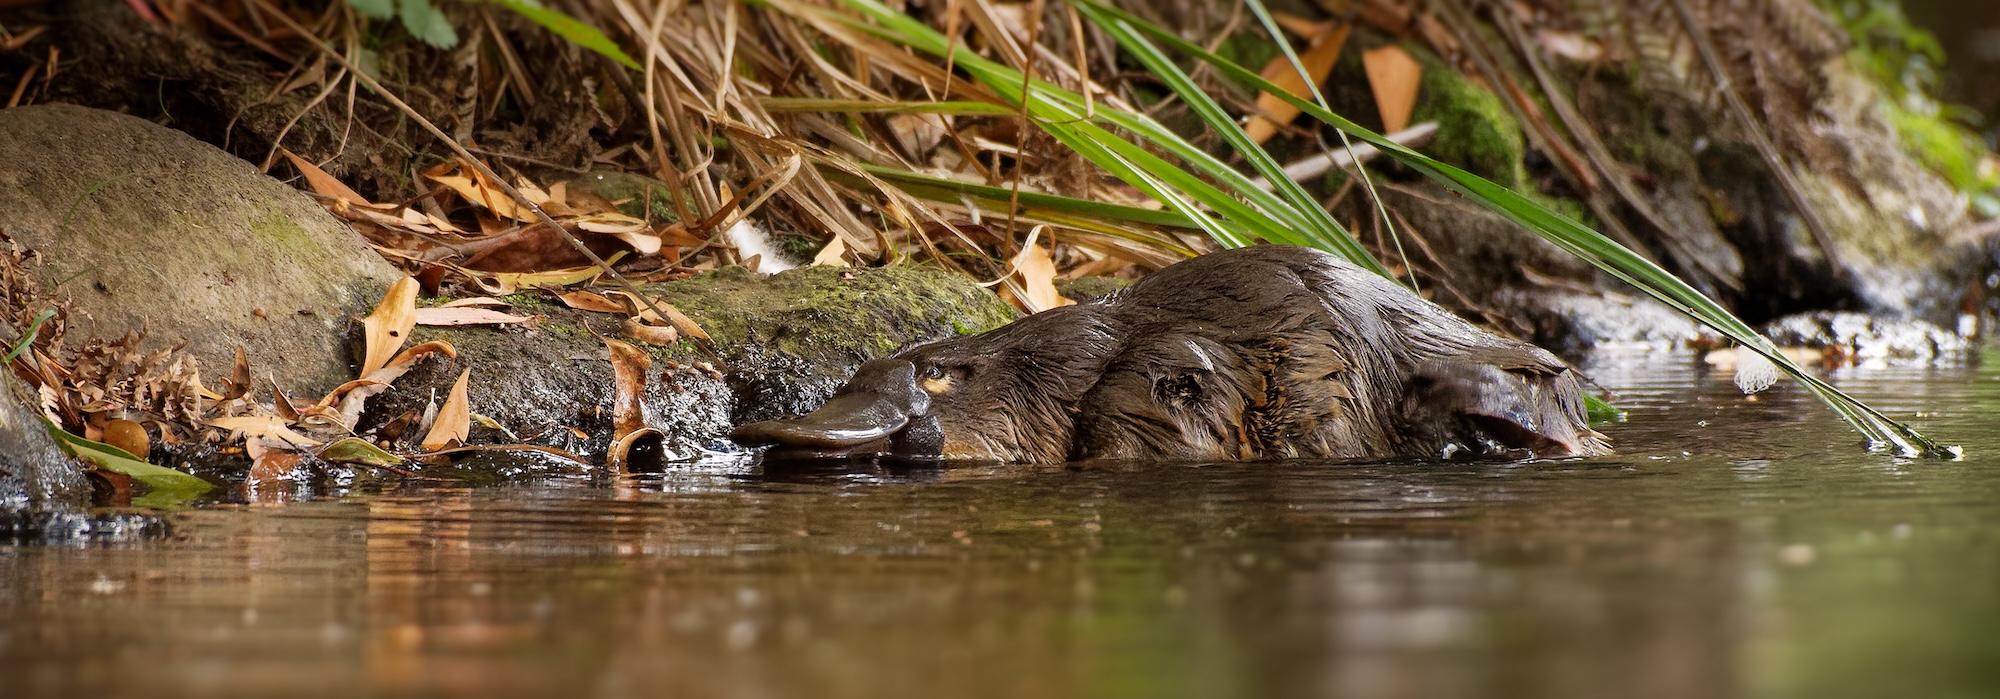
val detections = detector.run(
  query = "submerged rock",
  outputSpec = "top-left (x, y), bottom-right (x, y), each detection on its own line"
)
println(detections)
top-left (1762, 311), bottom-right (1973, 367)
top-left (378, 264), bottom-right (1016, 459)
top-left (0, 372), bottom-right (83, 517)
top-left (0, 104), bottom-right (400, 396)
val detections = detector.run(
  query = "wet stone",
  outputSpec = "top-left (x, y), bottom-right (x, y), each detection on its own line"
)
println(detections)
top-left (1762, 311), bottom-right (1974, 367)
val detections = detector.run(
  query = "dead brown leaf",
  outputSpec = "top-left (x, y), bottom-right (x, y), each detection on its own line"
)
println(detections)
top-left (1008, 229), bottom-right (1072, 314)
top-left (1246, 22), bottom-right (1352, 143)
top-left (556, 290), bottom-right (626, 314)
top-left (413, 307), bottom-right (532, 326)
top-left (620, 317), bottom-right (679, 345)
top-left (602, 290), bottom-right (710, 343)
top-left (211, 415), bottom-right (321, 447)
top-left (1362, 45), bottom-right (1423, 134)
top-left (420, 369), bottom-right (472, 451)
top-left (280, 149), bottom-right (370, 207)
top-left (361, 277), bottom-right (419, 375)
top-left (601, 337), bottom-right (650, 442)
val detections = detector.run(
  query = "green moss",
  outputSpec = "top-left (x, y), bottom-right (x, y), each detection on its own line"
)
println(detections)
top-left (650, 264), bottom-right (1016, 368)
top-left (1408, 47), bottom-right (1527, 188)
top-left (1831, 0), bottom-right (1998, 199)
top-left (564, 171), bottom-right (696, 223)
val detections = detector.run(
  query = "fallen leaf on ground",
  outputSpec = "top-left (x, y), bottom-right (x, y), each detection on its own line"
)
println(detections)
top-left (602, 337), bottom-right (651, 442)
top-left (385, 340), bottom-right (459, 368)
top-left (210, 415), bottom-right (321, 447)
top-left (361, 277), bottom-right (420, 375)
top-left (1008, 229), bottom-right (1072, 314)
top-left (317, 437), bottom-right (407, 467)
top-left (1246, 22), bottom-right (1352, 143)
top-left (440, 297), bottom-right (511, 308)
top-left (413, 307), bottom-right (532, 326)
top-left (421, 369), bottom-right (472, 450)
top-left (603, 290), bottom-right (710, 342)
top-left (245, 439), bottom-right (304, 490)
top-left (1362, 45), bottom-right (1423, 134)
top-left (281, 149), bottom-right (370, 207)
top-left (620, 317), bottom-right (679, 345)
top-left (425, 159), bottom-right (532, 222)
top-left (557, 290), bottom-right (626, 314)
top-left (813, 234), bottom-right (850, 267)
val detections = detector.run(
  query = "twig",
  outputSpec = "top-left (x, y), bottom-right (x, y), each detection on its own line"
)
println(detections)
top-left (1248, 122), bottom-right (1437, 190)
top-left (1667, 0), bottom-right (1847, 280)
top-left (1489, 7), bottom-right (1741, 291)
top-left (248, 0), bottom-right (710, 355)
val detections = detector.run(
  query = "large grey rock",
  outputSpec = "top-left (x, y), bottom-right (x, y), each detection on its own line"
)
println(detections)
top-left (0, 104), bottom-right (401, 395)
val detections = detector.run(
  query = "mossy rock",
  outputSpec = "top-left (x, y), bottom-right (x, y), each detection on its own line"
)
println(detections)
top-left (380, 264), bottom-right (1017, 458)
top-left (565, 172), bottom-right (695, 223)
top-left (0, 104), bottom-right (400, 397)
top-left (1405, 46), bottom-right (1527, 189)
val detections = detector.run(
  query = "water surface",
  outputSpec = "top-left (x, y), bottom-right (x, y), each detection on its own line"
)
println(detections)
top-left (3, 354), bottom-right (1998, 699)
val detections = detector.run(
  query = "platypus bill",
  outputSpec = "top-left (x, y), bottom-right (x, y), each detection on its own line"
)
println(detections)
top-left (730, 245), bottom-right (1609, 463)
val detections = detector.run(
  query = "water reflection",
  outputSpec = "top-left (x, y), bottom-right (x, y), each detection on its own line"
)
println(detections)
top-left (3, 356), bottom-right (2000, 698)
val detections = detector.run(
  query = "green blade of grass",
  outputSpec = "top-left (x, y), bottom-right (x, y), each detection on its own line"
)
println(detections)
top-left (760, 98), bottom-right (1019, 115)
top-left (1072, 2), bottom-right (1386, 274)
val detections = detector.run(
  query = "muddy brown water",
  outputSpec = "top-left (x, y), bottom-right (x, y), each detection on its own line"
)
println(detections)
top-left (4, 353), bottom-right (2000, 699)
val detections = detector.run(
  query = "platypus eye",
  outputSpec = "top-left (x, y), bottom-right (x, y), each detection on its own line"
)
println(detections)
top-left (920, 364), bottom-right (966, 394)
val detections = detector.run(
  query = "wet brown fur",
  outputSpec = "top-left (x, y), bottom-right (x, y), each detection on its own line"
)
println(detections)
top-left (757, 246), bottom-right (1609, 463)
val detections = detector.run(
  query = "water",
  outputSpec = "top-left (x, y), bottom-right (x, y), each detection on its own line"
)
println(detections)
top-left (3, 354), bottom-right (1999, 699)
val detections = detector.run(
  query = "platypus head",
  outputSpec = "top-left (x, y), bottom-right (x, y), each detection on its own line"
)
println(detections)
top-left (730, 305), bottom-right (1119, 463)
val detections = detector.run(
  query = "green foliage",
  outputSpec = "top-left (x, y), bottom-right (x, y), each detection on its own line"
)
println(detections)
top-left (1828, 0), bottom-right (1999, 210)
top-left (45, 422), bottom-right (213, 508)
top-left (343, 0), bottom-right (638, 69)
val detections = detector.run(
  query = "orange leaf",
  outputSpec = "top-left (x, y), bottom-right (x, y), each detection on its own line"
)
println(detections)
top-left (601, 337), bottom-right (651, 442)
top-left (412, 307), bottom-right (532, 326)
top-left (1246, 23), bottom-right (1352, 144)
top-left (421, 369), bottom-right (472, 451)
top-left (361, 277), bottom-right (420, 376)
top-left (1362, 45), bottom-right (1423, 134)
top-left (1009, 228), bottom-right (1072, 314)
top-left (280, 149), bottom-right (369, 206)
top-left (556, 290), bottom-right (627, 314)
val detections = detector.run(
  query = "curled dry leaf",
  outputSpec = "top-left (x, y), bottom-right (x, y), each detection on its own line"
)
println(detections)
top-left (280, 149), bottom-right (369, 207)
top-left (574, 213), bottom-right (661, 254)
top-left (385, 340), bottom-right (459, 369)
top-left (425, 159), bottom-right (532, 222)
top-left (222, 346), bottom-right (251, 402)
top-left (420, 369), bottom-right (472, 451)
top-left (813, 234), bottom-right (850, 267)
top-left (1008, 229), bottom-right (1072, 314)
top-left (361, 277), bottom-right (420, 375)
top-left (413, 307), bottom-right (532, 327)
top-left (602, 290), bottom-right (710, 343)
top-left (557, 290), bottom-right (626, 314)
top-left (601, 337), bottom-right (651, 442)
top-left (620, 317), bottom-right (679, 346)
top-left (211, 415), bottom-right (322, 447)
top-left (1246, 22), bottom-right (1352, 143)
top-left (608, 427), bottom-right (667, 473)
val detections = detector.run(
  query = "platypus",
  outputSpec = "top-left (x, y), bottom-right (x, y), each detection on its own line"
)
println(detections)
top-left (731, 245), bottom-right (1608, 463)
